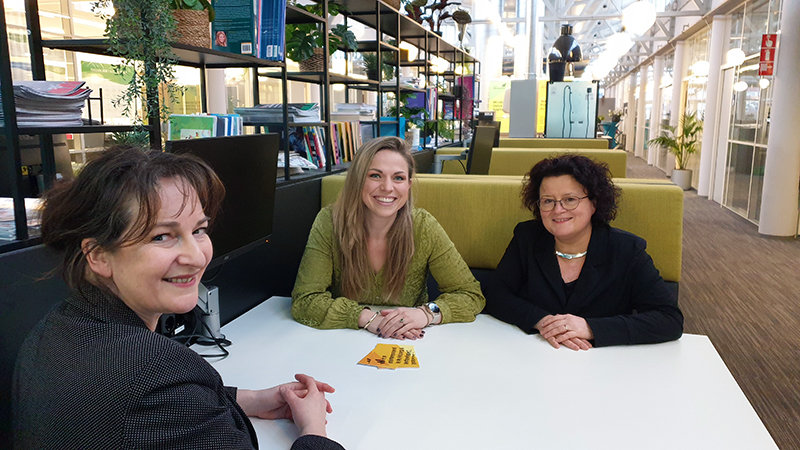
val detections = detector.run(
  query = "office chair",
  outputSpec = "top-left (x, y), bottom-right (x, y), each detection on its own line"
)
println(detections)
top-left (465, 124), bottom-right (499, 175)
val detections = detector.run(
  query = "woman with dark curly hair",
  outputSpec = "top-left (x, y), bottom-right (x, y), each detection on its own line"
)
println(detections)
top-left (484, 154), bottom-right (683, 349)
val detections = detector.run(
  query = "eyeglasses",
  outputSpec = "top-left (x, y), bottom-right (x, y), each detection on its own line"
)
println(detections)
top-left (537, 195), bottom-right (588, 212)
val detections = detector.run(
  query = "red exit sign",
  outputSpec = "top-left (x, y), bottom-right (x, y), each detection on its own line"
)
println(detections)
top-left (759, 34), bottom-right (777, 76)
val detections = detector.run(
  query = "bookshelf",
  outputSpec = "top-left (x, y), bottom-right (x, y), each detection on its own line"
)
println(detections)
top-left (0, 0), bottom-right (478, 253)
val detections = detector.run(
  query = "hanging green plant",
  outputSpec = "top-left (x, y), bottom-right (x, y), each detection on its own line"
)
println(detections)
top-left (93, 0), bottom-right (181, 138)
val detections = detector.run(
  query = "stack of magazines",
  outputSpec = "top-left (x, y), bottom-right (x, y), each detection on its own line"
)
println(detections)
top-left (234, 103), bottom-right (320, 124)
top-left (0, 81), bottom-right (91, 127)
top-left (334, 103), bottom-right (376, 120)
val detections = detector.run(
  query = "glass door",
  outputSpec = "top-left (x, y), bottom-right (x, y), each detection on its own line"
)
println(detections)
top-left (722, 59), bottom-right (772, 222)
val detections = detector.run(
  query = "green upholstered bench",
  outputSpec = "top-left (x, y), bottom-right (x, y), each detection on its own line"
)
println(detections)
top-left (437, 148), bottom-right (627, 177)
top-left (320, 174), bottom-right (683, 284)
top-left (488, 148), bottom-right (628, 178)
top-left (499, 138), bottom-right (609, 148)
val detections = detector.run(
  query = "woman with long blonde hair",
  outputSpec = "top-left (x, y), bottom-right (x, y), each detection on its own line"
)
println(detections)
top-left (292, 137), bottom-right (484, 339)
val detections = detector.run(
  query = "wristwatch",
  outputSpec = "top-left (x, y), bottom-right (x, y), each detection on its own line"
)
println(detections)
top-left (425, 302), bottom-right (441, 324)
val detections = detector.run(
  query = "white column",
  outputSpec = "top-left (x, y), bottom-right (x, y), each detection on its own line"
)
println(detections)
top-left (625, 74), bottom-right (636, 152)
top-left (667, 41), bottom-right (686, 177)
top-left (758, 0), bottom-right (800, 236)
top-left (697, 16), bottom-right (727, 197)
top-left (206, 69), bottom-right (228, 114)
top-left (635, 67), bottom-right (648, 159)
top-left (525, 0), bottom-right (541, 130)
top-left (649, 56), bottom-right (664, 165)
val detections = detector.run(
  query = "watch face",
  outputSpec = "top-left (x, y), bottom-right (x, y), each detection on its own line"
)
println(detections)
top-left (427, 302), bottom-right (440, 313)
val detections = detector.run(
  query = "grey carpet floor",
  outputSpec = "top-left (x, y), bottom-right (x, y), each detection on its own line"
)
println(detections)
top-left (627, 154), bottom-right (800, 449)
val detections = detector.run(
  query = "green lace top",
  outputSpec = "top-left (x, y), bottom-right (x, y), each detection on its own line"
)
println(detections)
top-left (291, 206), bottom-right (485, 329)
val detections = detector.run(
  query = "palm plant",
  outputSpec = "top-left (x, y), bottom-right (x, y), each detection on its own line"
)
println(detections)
top-left (648, 111), bottom-right (703, 170)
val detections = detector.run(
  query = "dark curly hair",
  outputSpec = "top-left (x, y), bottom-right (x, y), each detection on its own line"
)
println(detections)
top-left (521, 154), bottom-right (620, 226)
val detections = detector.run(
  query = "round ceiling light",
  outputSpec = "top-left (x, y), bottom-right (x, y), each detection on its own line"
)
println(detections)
top-left (726, 48), bottom-right (746, 66)
top-left (622, 1), bottom-right (657, 37)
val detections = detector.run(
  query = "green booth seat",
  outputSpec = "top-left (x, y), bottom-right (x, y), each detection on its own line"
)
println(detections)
top-left (320, 174), bottom-right (683, 284)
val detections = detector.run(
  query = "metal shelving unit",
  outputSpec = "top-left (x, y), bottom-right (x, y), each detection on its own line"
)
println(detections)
top-left (1, 0), bottom-right (479, 252)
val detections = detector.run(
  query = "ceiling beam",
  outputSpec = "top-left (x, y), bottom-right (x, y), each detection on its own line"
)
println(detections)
top-left (538, 10), bottom-right (703, 22)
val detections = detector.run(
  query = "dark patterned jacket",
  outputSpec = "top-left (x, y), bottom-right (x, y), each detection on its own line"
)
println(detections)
top-left (13, 284), bottom-right (343, 450)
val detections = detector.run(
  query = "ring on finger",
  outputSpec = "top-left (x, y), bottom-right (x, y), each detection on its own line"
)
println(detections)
top-left (399, 318), bottom-right (404, 324)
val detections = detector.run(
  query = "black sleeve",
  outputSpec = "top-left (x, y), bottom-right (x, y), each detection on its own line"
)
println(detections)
top-left (125, 347), bottom-right (256, 449)
top-left (484, 223), bottom-right (551, 333)
top-left (586, 242), bottom-right (684, 347)
top-left (292, 435), bottom-right (347, 450)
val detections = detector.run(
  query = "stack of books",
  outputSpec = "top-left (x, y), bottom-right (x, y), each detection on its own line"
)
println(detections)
top-left (334, 103), bottom-right (376, 121)
top-left (235, 103), bottom-right (320, 124)
top-left (0, 81), bottom-right (91, 127)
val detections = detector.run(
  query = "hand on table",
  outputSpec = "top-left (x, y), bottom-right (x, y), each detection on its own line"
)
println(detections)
top-left (375, 307), bottom-right (428, 340)
top-left (237, 374), bottom-right (334, 435)
top-left (280, 374), bottom-right (335, 437)
top-left (535, 314), bottom-right (594, 351)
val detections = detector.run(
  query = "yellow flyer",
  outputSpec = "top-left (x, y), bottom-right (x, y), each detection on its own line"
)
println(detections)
top-left (358, 344), bottom-right (419, 369)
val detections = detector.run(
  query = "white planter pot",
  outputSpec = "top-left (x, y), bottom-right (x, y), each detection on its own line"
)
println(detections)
top-left (671, 169), bottom-right (692, 190)
top-left (405, 128), bottom-right (420, 150)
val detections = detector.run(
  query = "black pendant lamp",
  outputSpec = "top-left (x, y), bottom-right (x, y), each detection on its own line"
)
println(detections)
top-left (548, 24), bottom-right (582, 81)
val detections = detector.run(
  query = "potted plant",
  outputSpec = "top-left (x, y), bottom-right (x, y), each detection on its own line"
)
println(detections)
top-left (170, 0), bottom-right (215, 48)
top-left (602, 109), bottom-right (623, 148)
top-left (648, 111), bottom-right (702, 190)
top-left (362, 52), bottom-right (397, 81)
top-left (93, 0), bottom-right (182, 149)
top-left (387, 91), bottom-right (427, 147)
top-left (285, 3), bottom-right (357, 71)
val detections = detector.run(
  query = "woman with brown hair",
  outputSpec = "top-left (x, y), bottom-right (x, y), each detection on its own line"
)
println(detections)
top-left (13, 146), bottom-right (344, 449)
top-left (292, 137), bottom-right (484, 339)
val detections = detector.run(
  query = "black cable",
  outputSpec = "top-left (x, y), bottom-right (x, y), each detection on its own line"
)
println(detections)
top-left (562, 86), bottom-right (567, 137)
top-left (586, 90), bottom-right (591, 138)
top-left (194, 317), bottom-right (231, 359)
top-left (568, 87), bottom-right (573, 138)
top-left (562, 85), bottom-right (573, 138)
top-left (171, 306), bottom-right (231, 359)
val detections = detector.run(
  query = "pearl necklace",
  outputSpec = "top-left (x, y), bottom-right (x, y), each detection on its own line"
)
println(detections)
top-left (555, 249), bottom-right (588, 260)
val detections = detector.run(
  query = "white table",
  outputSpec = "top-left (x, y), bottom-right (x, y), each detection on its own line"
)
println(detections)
top-left (204, 297), bottom-right (777, 450)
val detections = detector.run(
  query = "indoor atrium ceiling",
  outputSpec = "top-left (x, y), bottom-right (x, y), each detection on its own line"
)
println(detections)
top-left (539, 0), bottom-right (710, 85)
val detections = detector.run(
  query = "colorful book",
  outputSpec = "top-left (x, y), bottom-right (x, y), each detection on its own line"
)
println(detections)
top-left (212, 0), bottom-right (256, 55)
top-left (167, 115), bottom-right (217, 140)
top-left (258, 0), bottom-right (287, 60)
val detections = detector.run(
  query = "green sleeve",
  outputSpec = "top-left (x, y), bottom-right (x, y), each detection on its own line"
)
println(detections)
top-left (291, 208), bottom-right (364, 329)
top-left (420, 210), bottom-right (486, 323)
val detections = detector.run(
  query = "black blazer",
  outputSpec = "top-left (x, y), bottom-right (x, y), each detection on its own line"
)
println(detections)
top-left (484, 221), bottom-right (683, 347)
top-left (13, 285), bottom-right (344, 450)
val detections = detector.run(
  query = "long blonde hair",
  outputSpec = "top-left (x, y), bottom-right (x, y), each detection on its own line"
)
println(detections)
top-left (333, 136), bottom-right (415, 302)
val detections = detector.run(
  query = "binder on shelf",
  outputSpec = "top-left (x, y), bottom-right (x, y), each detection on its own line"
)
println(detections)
top-left (209, 113), bottom-right (243, 136)
top-left (258, 0), bottom-right (287, 61)
top-left (167, 114), bottom-right (242, 139)
top-left (211, 0), bottom-right (257, 55)
top-left (379, 116), bottom-right (406, 137)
